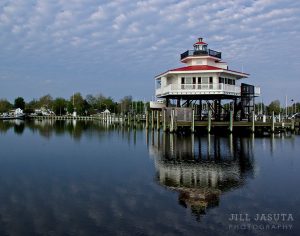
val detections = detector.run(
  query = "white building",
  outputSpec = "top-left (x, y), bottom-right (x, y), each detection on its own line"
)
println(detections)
top-left (153, 38), bottom-right (260, 120)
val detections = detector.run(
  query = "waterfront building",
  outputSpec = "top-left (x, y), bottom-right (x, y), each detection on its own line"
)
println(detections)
top-left (151, 38), bottom-right (260, 120)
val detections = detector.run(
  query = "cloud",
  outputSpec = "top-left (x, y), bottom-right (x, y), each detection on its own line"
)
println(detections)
top-left (89, 6), bottom-right (106, 21)
top-left (0, 0), bottom-right (299, 102)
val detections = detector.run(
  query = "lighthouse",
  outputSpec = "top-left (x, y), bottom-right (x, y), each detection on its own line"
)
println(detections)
top-left (151, 37), bottom-right (260, 121)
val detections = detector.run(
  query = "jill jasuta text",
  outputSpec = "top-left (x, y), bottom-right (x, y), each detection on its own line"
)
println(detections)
top-left (228, 213), bottom-right (294, 222)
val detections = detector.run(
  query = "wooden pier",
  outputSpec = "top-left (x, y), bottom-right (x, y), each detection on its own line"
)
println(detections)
top-left (146, 109), bottom-right (299, 134)
top-left (28, 110), bottom-right (299, 135)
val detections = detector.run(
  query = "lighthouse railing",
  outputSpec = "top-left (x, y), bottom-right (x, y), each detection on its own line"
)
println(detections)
top-left (156, 83), bottom-right (241, 96)
top-left (180, 49), bottom-right (222, 60)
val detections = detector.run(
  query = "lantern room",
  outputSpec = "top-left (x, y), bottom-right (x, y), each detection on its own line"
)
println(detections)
top-left (193, 37), bottom-right (207, 52)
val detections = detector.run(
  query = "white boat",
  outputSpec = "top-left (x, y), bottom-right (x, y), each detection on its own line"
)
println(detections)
top-left (0, 108), bottom-right (25, 120)
top-left (0, 114), bottom-right (25, 120)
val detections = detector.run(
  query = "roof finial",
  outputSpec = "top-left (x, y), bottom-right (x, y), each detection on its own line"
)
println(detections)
top-left (198, 37), bottom-right (203, 42)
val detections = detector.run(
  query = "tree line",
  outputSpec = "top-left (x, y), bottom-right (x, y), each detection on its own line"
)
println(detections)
top-left (0, 93), bottom-right (149, 115)
top-left (0, 95), bottom-right (299, 116)
top-left (255, 100), bottom-right (300, 116)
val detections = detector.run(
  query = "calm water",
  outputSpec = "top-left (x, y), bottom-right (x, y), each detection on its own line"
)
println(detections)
top-left (0, 120), bottom-right (299, 236)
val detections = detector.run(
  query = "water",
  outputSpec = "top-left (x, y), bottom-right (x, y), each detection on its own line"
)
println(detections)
top-left (0, 120), bottom-right (299, 236)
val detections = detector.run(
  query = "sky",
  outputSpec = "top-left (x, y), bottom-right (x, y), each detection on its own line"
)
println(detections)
top-left (0, 0), bottom-right (300, 105)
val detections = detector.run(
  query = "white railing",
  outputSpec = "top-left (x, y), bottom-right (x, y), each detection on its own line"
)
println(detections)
top-left (156, 83), bottom-right (241, 96)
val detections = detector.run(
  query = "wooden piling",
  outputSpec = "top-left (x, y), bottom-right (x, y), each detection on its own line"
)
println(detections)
top-left (229, 110), bottom-right (233, 133)
top-left (151, 110), bottom-right (154, 130)
top-left (145, 111), bottom-right (149, 129)
top-left (156, 110), bottom-right (160, 130)
top-left (271, 111), bottom-right (275, 133)
top-left (208, 110), bottom-right (211, 133)
top-left (251, 110), bottom-right (255, 133)
top-left (170, 109), bottom-right (175, 133)
top-left (191, 109), bottom-right (195, 133)
top-left (291, 119), bottom-right (295, 131)
top-left (163, 109), bottom-right (167, 132)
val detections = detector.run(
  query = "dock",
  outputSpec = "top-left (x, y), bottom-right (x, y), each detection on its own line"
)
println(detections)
top-left (145, 109), bottom-right (298, 134)
top-left (27, 110), bottom-right (299, 135)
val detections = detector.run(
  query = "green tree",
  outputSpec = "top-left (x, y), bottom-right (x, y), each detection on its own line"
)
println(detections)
top-left (70, 93), bottom-right (86, 115)
top-left (53, 98), bottom-right (67, 115)
top-left (25, 99), bottom-right (39, 113)
top-left (0, 99), bottom-right (13, 113)
top-left (86, 94), bottom-right (97, 108)
top-left (94, 94), bottom-right (107, 111)
top-left (255, 102), bottom-right (266, 114)
top-left (119, 95), bottom-right (132, 114)
top-left (38, 94), bottom-right (53, 109)
top-left (14, 97), bottom-right (25, 110)
top-left (67, 102), bottom-right (74, 114)
top-left (267, 100), bottom-right (280, 115)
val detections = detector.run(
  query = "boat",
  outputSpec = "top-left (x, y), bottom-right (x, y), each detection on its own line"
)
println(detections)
top-left (0, 114), bottom-right (25, 120)
top-left (0, 108), bottom-right (25, 120)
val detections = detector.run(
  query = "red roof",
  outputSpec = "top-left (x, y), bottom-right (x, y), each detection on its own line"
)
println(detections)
top-left (156, 65), bottom-right (249, 77)
top-left (194, 41), bottom-right (207, 45)
top-left (170, 65), bottom-right (221, 72)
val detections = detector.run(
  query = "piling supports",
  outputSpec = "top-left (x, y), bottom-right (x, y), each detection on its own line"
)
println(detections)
top-left (191, 109), bottom-right (195, 133)
top-left (145, 111), bottom-right (149, 129)
top-left (156, 110), bottom-right (160, 130)
top-left (229, 110), bottom-right (233, 133)
top-left (151, 110), bottom-right (154, 130)
top-left (163, 109), bottom-right (167, 132)
top-left (170, 109), bottom-right (175, 133)
top-left (291, 119), bottom-right (295, 131)
top-left (208, 110), bottom-right (211, 133)
top-left (251, 110), bottom-right (255, 133)
top-left (271, 111), bottom-right (275, 133)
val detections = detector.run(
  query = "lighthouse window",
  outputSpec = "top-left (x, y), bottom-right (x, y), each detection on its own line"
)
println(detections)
top-left (219, 77), bottom-right (224, 83)
top-left (185, 77), bottom-right (192, 84)
top-left (202, 77), bottom-right (209, 84)
top-left (193, 77), bottom-right (196, 84)
top-left (156, 80), bottom-right (161, 88)
top-left (225, 78), bottom-right (228, 84)
top-left (233, 80), bottom-right (236, 85)
top-left (181, 77), bottom-right (185, 84)
top-left (209, 77), bottom-right (213, 84)
top-left (198, 77), bottom-right (201, 84)
top-left (228, 79), bottom-right (232, 85)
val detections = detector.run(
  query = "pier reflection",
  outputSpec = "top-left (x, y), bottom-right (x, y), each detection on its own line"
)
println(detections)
top-left (148, 131), bottom-right (255, 221)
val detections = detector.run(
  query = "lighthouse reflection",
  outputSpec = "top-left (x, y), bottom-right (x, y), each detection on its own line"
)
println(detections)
top-left (148, 131), bottom-right (255, 221)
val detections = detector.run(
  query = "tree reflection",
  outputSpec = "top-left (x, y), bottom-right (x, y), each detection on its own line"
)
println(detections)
top-left (0, 120), bottom-right (112, 140)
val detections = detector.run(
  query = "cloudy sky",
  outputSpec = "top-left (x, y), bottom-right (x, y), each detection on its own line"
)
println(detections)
top-left (0, 0), bottom-right (299, 104)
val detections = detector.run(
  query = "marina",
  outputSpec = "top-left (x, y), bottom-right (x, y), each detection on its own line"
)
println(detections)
top-left (26, 112), bottom-right (299, 135)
